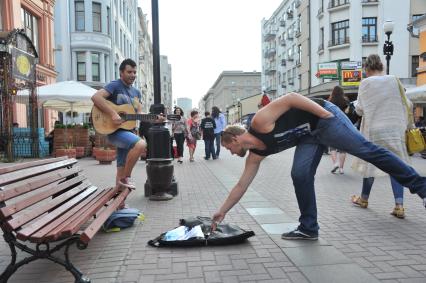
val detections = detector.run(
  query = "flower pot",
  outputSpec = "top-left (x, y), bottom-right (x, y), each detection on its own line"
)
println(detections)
top-left (96, 149), bottom-right (116, 164)
top-left (75, 146), bottom-right (85, 158)
top-left (55, 148), bottom-right (76, 158)
top-left (92, 147), bottom-right (101, 158)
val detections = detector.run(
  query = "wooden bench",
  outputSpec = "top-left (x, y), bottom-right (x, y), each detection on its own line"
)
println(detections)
top-left (0, 157), bottom-right (129, 283)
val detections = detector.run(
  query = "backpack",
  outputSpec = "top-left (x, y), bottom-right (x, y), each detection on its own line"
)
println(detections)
top-left (148, 216), bottom-right (255, 247)
top-left (103, 208), bottom-right (142, 231)
top-left (190, 122), bottom-right (201, 140)
top-left (345, 102), bottom-right (361, 126)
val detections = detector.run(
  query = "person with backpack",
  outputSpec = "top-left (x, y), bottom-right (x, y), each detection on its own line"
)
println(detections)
top-left (186, 110), bottom-right (200, 162)
top-left (200, 111), bottom-right (217, 160)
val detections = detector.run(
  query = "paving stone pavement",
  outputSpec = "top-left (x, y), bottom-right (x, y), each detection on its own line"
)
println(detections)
top-left (0, 144), bottom-right (426, 283)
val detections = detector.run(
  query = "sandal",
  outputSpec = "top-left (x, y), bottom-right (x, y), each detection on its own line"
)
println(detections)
top-left (351, 195), bottom-right (368, 208)
top-left (390, 206), bottom-right (405, 219)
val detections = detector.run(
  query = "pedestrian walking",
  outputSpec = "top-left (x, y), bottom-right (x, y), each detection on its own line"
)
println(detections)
top-left (351, 54), bottom-right (412, 219)
top-left (328, 86), bottom-right (349, 174)
top-left (172, 107), bottom-right (187, 164)
top-left (200, 111), bottom-right (216, 160)
top-left (186, 110), bottom-right (200, 162)
top-left (211, 92), bottom-right (426, 240)
top-left (212, 106), bottom-right (226, 158)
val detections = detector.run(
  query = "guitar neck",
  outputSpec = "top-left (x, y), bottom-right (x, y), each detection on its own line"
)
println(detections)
top-left (121, 113), bottom-right (159, 122)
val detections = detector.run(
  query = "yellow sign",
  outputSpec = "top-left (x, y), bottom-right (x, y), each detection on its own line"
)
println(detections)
top-left (340, 61), bottom-right (362, 86)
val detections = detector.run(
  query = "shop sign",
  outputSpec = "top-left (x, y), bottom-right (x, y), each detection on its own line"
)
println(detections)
top-left (340, 61), bottom-right (363, 86)
top-left (316, 62), bottom-right (339, 79)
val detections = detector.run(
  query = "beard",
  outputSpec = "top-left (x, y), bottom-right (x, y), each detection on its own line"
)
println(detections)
top-left (237, 148), bottom-right (247, 157)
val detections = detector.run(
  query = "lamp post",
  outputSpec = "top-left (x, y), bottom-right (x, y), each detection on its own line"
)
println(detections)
top-left (237, 98), bottom-right (242, 123)
top-left (225, 105), bottom-right (229, 124)
top-left (144, 0), bottom-right (177, 201)
top-left (383, 20), bottom-right (394, 75)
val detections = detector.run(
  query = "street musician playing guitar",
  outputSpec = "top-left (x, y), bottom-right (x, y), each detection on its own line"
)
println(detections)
top-left (92, 58), bottom-right (164, 191)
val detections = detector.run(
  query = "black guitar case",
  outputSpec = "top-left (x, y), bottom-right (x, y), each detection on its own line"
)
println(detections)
top-left (148, 216), bottom-right (255, 247)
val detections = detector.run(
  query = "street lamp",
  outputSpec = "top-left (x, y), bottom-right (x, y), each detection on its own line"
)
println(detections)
top-left (383, 20), bottom-right (394, 75)
top-left (237, 98), bottom-right (242, 123)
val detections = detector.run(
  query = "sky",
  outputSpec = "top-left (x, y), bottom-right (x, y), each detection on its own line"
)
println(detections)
top-left (137, 0), bottom-right (283, 107)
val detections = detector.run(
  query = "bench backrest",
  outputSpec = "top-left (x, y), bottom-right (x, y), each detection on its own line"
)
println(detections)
top-left (0, 157), bottom-right (94, 239)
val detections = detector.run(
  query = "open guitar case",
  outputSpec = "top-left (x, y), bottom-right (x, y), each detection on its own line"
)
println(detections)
top-left (148, 216), bottom-right (255, 247)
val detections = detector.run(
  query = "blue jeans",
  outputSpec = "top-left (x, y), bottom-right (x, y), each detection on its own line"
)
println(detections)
top-left (292, 101), bottom-right (426, 235)
top-left (361, 177), bottom-right (404, 205)
top-left (107, 130), bottom-right (141, 167)
top-left (204, 138), bottom-right (216, 159)
top-left (214, 133), bottom-right (221, 157)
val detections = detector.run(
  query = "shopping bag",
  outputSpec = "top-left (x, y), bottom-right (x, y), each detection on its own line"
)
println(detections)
top-left (406, 128), bottom-right (426, 154)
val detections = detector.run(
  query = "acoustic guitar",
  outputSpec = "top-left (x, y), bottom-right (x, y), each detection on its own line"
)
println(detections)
top-left (91, 100), bottom-right (181, 135)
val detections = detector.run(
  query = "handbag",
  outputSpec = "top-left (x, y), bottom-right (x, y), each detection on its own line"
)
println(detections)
top-left (397, 78), bottom-right (426, 154)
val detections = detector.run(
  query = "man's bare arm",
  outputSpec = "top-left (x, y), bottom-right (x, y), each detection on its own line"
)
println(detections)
top-left (252, 92), bottom-right (332, 133)
top-left (217, 152), bottom-right (265, 215)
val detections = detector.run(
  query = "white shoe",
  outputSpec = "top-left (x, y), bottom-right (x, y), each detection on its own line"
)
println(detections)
top-left (338, 168), bottom-right (344, 174)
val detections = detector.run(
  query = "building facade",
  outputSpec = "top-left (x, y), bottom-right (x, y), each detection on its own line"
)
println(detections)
top-left (1, 0), bottom-right (58, 132)
top-left (137, 7), bottom-right (154, 113)
top-left (201, 71), bottom-right (261, 120)
top-left (55, 0), bottom-right (138, 90)
top-left (261, 0), bottom-right (426, 99)
top-left (160, 55), bottom-right (173, 112)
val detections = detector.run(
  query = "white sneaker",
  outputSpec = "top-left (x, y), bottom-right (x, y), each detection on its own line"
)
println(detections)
top-left (339, 168), bottom-right (344, 174)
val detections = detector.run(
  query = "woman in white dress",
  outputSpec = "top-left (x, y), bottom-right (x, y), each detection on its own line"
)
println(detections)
top-left (351, 54), bottom-right (412, 219)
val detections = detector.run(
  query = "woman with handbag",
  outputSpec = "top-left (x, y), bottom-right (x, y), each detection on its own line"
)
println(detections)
top-left (351, 54), bottom-right (412, 219)
top-left (186, 110), bottom-right (200, 162)
top-left (172, 107), bottom-right (188, 164)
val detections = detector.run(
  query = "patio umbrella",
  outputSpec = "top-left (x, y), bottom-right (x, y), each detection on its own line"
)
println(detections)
top-left (406, 84), bottom-right (426, 104)
top-left (18, 80), bottom-right (97, 123)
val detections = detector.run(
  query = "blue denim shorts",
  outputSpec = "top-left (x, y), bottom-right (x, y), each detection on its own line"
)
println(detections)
top-left (107, 130), bottom-right (141, 167)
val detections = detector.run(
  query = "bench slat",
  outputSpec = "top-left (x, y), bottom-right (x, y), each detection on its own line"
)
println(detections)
top-left (0, 157), bottom-right (68, 174)
top-left (80, 189), bottom-right (130, 244)
top-left (59, 187), bottom-right (122, 239)
top-left (16, 185), bottom-right (98, 241)
top-left (0, 174), bottom-right (87, 218)
top-left (29, 187), bottom-right (108, 242)
top-left (0, 167), bottom-right (82, 202)
top-left (0, 159), bottom-right (77, 186)
top-left (7, 180), bottom-right (92, 231)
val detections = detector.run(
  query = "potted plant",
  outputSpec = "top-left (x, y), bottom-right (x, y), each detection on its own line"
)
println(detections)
top-left (55, 144), bottom-right (76, 158)
top-left (95, 147), bottom-right (116, 164)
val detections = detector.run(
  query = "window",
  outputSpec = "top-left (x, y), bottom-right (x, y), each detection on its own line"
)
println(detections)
top-left (297, 45), bottom-right (302, 64)
top-left (362, 17), bottom-right (377, 42)
top-left (92, 3), bottom-right (101, 32)
top-left (77, 52), bottom-right (86, 81)
top-left (106, 7), bottom-right (110, 35)
top-left (331, 20), bottom-right (349, 46)
top-left (413, 14), bottom-right (425, 22)
top-left (92, 53), bottom-right (100, 81)
top-left (412, 56), bottom-right (419, 77)
top-left (319, 27), bottom-right (324, 51)
top-left (330, 0), bottom-right (349, 8)
top-left (75, 1), bottom-right (85, 31)
top-left (21, 8), bottom-right (39, 51)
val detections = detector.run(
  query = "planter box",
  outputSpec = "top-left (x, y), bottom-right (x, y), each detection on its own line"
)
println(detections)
top-left (53, 128), bottom-right (90, 157)
top-left (55, 148), bottom-right (77, 158)
top-left (96, 149), bottom-right (116, 164)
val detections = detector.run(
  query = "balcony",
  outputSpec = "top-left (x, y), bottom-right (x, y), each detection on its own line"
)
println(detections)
top-left (361, 0), bottom-right (378, 5)
top-left (263, 30), bottom-right (277, 41)
top-left (295, 0), bottom-right (301, 8)
top-left (287, 34), bottom-right (294, 40)
top-left (328, 37), bottom-right (350, 47)
top-left (287, 56), bottom-right (294, 62)
top-left (281, 59), bottom-right (286, 66)
top-left (288, 78), bottom-right (294, 85)
top-left (280, 20), bottom-right (286, 27)
top-left (287, 10), bottom-right (294, 20)
top-left (265, 85), bottom-right (277, 93)
top-left (264, 65), bottom-right (277, 75)
top-left (317, 43), bottom-right (324, 53)
top-left (361, 35), bottom-right (378, 44)
top-left (281, 83), bottom-right (286, 88)
top-left (296, 58), bottom-right (301, 66)
top-left (328, 0), bottom-right (350, 11)
top-left (263, 47), bottom-right (276, 58)
top-left (280, 39), bottom-right (286, 46)
top-left (295, 30), bottom-right (301, 38)
top-left (317, 6), bottom-right (324, 18)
